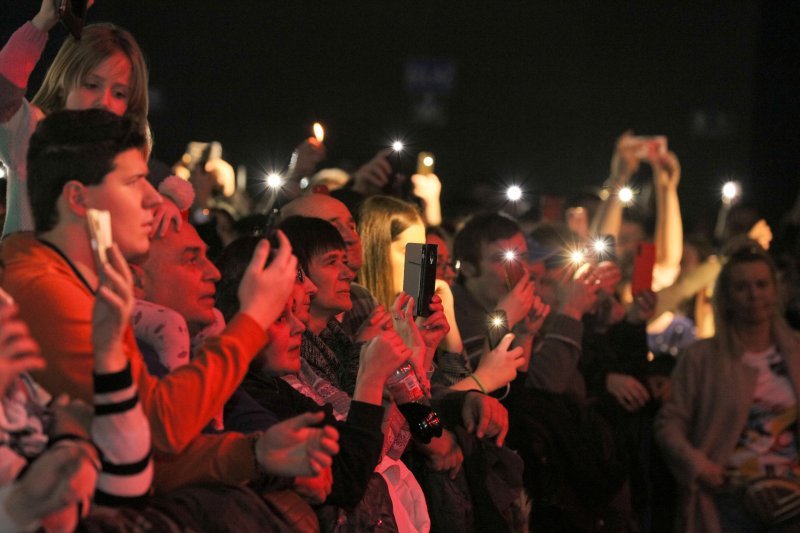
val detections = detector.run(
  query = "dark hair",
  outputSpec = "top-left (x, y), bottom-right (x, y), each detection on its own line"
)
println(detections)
top-left (215, 236), bottom-right (262, 323)
top-left (453, 212), bottom-right (521, 279)
top-left (278, 216), bottom-right (345, 274)
top-left (27, 109), bottom-right (147, 232)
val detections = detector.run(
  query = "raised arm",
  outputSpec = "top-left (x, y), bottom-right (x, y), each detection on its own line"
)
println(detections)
top-left (652, 151), bottom-right (683, 289)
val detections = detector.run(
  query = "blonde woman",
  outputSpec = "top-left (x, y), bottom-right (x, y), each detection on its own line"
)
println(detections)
top-left (656, 240), bottom-right (800, 531)
top-left (1, 0), bottom-right (149, 235)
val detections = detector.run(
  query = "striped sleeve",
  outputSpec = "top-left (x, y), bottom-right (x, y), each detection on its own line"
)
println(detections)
top-left (91, 363), bottom-right (153, 505)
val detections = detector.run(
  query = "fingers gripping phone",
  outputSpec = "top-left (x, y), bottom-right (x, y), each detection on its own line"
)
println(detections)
top-left (403, 243), bottom-right (437, 318)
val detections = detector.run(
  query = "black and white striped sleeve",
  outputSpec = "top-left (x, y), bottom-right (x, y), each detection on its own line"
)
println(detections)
top-left (91, 363), bottom-right (152, 505)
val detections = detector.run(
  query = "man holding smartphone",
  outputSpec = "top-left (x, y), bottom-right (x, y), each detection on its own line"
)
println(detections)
top-left (0, 109), bottom-right (339, 492)
top-left (451, 212), bottom-right (600, 397)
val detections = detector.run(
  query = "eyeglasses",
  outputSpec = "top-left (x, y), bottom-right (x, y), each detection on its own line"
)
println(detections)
top-left (297, 267), bottom-right (305, 284)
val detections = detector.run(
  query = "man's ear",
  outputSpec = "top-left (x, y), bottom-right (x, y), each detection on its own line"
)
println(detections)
top-left (62, 181), bottom-right (88, 217)
top-left (129, 264), bottom-right (146, 300)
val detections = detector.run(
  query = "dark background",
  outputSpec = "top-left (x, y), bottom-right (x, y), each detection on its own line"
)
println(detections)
top-left (3, 1), bottom-right (799, 232)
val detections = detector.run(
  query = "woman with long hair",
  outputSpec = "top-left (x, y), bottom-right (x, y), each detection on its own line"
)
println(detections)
top-left (656, 239), bottom-right (800, 531)
top-left (1, 0), bottom-right (149, 234)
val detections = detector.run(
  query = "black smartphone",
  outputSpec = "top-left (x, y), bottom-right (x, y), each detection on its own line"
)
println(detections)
top-left (487, 310), bottom-right (510, 350)
top-left (59, 0), bottom-right (89, 40)
top-left (403, 243), bottom-right (437, 318)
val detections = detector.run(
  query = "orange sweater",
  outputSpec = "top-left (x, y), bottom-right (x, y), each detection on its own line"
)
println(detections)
top-left (0, 233), bottom-right (267, 489)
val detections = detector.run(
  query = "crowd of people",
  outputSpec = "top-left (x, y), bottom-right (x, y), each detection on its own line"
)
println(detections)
top-left (3, 3), bottom-right (800, 532)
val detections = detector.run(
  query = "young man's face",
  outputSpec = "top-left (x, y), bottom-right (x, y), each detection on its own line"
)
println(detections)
top-left (84, 148), bottom-right (160, 259)
top-left (308, 247), bottom-right (354, 318)
top-left (138, 224), bottom-right (221, 335)
top-left (466, 232), bottom-right (528, 307)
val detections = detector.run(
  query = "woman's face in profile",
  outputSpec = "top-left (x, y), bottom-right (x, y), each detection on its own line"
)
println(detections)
top-left (390, 222), bottom-right (426, 295)
top-left (727, 260), bottom-right (778, 326)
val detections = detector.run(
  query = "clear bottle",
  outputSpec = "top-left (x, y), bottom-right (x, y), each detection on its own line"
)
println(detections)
top-left (385, 363), bottom-right (443, 443)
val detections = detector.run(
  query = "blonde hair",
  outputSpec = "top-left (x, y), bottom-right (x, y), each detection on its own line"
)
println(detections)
top-left (32, 23), bottom-right (148, 130)
top-left (712, 238), bottom-right (785, 359)
top-left (359, 196), bottom-right (424, 310)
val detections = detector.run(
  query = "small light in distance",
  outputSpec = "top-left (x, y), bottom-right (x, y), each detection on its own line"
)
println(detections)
top-left (392, 141), bottom-right (404, 152)
top-left (618, 186), bottom-right (634, 204)
top-left (721, 181), bottom-right (740, 204)
top-left (313, 122), bottom-right (325, 143)
top-left (506, 185), bottom-right (523, 201)
top-left (503, 250), bottom-right (517, 262)
top-left (266, 173), bottom-right (284, 190)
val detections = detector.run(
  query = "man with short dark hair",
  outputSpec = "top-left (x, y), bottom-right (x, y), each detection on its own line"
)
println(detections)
top-left (1, 109), bottom-right (337, 490)
top-left (452, 212), bottom-right (599, 396)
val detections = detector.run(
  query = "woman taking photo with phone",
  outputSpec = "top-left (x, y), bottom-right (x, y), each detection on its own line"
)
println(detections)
top-left (1, 0), bottom-right (148, 235)
top-left (656, 240), bottom-right (800, 531)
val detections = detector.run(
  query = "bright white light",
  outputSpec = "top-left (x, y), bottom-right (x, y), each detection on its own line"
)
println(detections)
top-left (592, 239), bottom-right (607, 254)
top-left (490, 315), bottom-right (505, 328)
top-left (569, 249), bottom-right (585, 265)
top-left (618, 186), bottom-right (634, 204)
top-left (506, 185), bottom-right (523, 201)
top-left (503, 250), bottom-right (517, 262)
top-left (392, 141), bottom-right (404, 152)
top-left (266, 173), bottom-right (284, 189)
top-left (423, 156), bottom-right (434, 167)
top-left (313, 122), bottom-right (324, 143)
top-left (722, 181), bottom-right (740, 202)
top-left (0, 166), bottom-right (5, 179)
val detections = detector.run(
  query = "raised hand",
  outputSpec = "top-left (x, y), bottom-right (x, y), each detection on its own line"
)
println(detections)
top-left (288, 138), bottom-right (326, 181)
top-left (496, 274), bottom-right (535, 329)
top-left (416, 295), bottom-right (450, 351)
top-left (352, 149), bottom-right (393, 195)
top-left (256, 412), bottom-right (340, 477)
top-left (238, 232), bottom-right (298, 331)
top-left (32, 0), bottom-right (60, 32)
top-left (390, 293), bottom-right (429, 381)
top-left (149, 197), bottom-right (182, 239)
top-left (610, 131), bottom-right (642, 184)
top-left (651, 151), bottom-right (681, 189)
top-left (473, 333), bottom-right (524, 392)
top-left (92, 243), bottom-right (134, 373)
top-left (411, 172), bottom-right (442, 205)
top-left (558, 264), bottom-right (600, 320)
